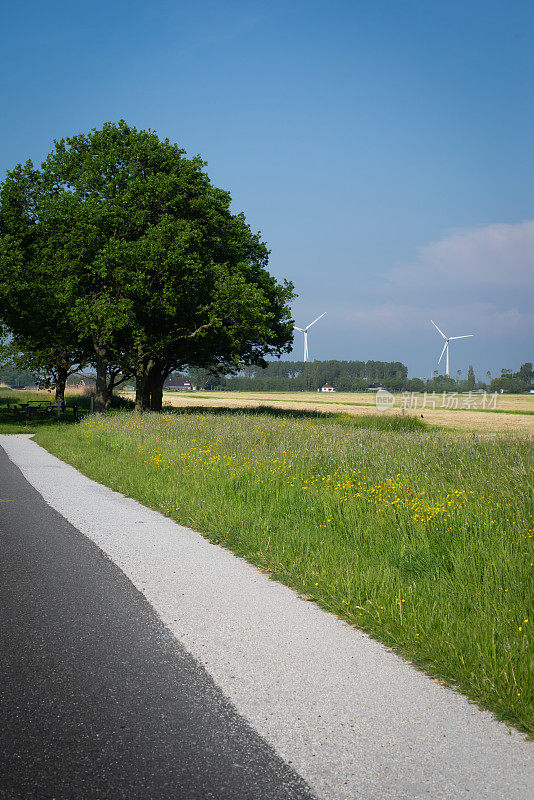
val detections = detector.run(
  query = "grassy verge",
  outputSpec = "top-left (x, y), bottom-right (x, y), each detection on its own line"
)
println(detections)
top-left (33, 407), bottom-right (534, 735)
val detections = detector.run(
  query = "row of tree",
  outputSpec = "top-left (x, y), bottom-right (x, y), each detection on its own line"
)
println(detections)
top-left (0, 365), bottom-right (37, 388)
top-left (488, 364), bottom-right (533, 394)
top-left (179, 361), bottom-right (532, 393)
top-left (3, 358), bottom-right (531, 395)
top-left (381, 363), bottom-right (533, 394)
top-left (0, 122), bottom-right (295, 411)
top-left (205, 359), bottom-right (408, 392)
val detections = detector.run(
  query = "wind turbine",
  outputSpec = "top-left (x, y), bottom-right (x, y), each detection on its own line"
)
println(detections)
top-left (431, 320), bottom-right (474, 377)
top-left (294, 313), bottom-right (326, 362)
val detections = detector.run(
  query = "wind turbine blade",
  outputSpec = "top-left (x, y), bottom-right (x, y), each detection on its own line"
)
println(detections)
top-left (448, 334), bottom-right (474, 340)
top-left (438, 342), bottom-right (447, 364)
top-left (293, 326), bottom-right (305, 332)
top-left (431, 320), bottom-right (447, 339)
top-left (306, 312), bottom-right (327, 330)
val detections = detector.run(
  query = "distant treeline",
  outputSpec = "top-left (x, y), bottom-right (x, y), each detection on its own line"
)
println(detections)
top-left (0, 366), bottom-right (36, 387)
top-left (4, 360), bottom-right (531, 395)
top-left (187, 360), bottom-right (532, 393)
top-left (188, 360), bottom-right (409, 392)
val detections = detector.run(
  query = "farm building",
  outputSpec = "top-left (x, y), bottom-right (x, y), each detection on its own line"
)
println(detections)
top-left (164, 378), bottom-right (198, 391)
top-left (318, 383), bottom-right (335, 392)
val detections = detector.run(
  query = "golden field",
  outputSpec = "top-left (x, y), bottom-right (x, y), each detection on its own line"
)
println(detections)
top-left (144, 390), bottom-right (534, 434)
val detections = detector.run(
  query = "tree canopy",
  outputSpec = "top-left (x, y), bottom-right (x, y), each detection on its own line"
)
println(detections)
top-left (0, 121), bottom-right (295, 409)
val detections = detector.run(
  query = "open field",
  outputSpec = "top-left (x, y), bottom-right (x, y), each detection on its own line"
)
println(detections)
top-left (183, 390), bottom-right (534, 413)
top-left (125, 390), bottom-right (534, 434)
top-left (34, 407), bottom-right (534, 735)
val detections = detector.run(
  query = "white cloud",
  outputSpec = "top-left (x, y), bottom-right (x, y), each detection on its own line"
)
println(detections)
top-left (388, 220), bottom-right (534, 289)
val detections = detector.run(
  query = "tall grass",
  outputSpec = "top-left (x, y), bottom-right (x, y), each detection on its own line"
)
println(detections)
top-left (35, 408), bottom-right (534, 735)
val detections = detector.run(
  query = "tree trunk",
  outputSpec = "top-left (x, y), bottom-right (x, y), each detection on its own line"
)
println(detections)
top-left (54, 366), bottom-right (68, 408)
top-left (135, 345), bottom-right (153, 413)
top-left (148, 362), bottom-right (171, 412)
top-left (104, 380), bottom-right (114, 410)
top-left (94, 349), bottom-right (109, 412)
top-left (149, 372), bottom-right (164, 412)
top-left (135, 365), bottom-right (149, 412)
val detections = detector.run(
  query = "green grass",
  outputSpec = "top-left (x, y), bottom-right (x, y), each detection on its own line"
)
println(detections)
top-left (30, 407), bottom-right (534, 735)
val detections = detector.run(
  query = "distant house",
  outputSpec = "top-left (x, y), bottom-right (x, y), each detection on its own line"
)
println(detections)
top-left (525, 385), bottom-right (534, 394)
top-left (318, 382), bottom-right (335, 392)
top-left (164, 378), bottom-right (197, 391)
top-left (365, 383), bottom-right (385, 392)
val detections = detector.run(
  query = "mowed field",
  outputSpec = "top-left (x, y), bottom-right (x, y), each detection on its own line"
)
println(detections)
top-left (149, 390), bottom-right (534, 434)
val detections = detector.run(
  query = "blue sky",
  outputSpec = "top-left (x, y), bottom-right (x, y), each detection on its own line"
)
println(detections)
top-left (1, 0), bottom-right (532, 378)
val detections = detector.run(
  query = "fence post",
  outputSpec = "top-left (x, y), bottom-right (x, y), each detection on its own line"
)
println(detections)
top-left (90, 394), bottom-right (94, 414)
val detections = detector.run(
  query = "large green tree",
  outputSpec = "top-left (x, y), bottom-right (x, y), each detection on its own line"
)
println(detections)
top-left (0, 121), bottom-right (295, 410)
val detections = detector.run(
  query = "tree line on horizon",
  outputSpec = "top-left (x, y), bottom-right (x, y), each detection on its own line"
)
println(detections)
top-left (2, 359), bottom-right (532, 396)
top-left (201, 359), bottom-right (408, 392)
top-left (175, 360), bottom-right (533, 393)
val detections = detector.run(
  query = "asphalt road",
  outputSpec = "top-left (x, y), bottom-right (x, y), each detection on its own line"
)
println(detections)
top-left (0, 445), bottom-right (314, 800)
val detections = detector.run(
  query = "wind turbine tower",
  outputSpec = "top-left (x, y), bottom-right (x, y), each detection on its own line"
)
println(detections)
top-left (431, 320), bottom-right (474, 377)
top-left (294, 313), bottom-right (326, 362)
